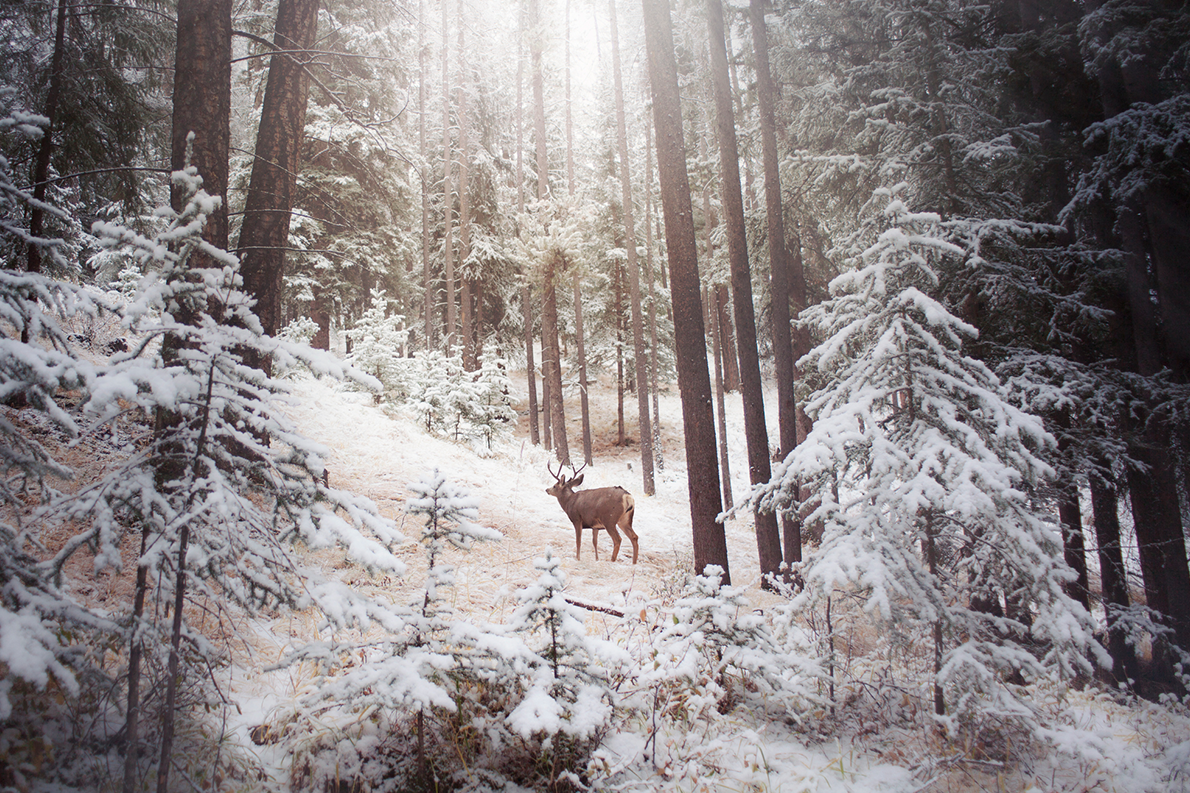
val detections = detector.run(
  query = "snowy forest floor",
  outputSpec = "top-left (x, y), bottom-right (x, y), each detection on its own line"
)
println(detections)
top-left (35, 356), bottom-right (1185, 793)
top-left (173, 366), bottom-right (1189, 793)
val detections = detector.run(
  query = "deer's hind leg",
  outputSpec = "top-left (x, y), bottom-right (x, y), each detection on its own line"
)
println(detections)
top-left (605, 521), bottom-right (623, 561)
top-left (619, 507), bottom-right (639, 564)
top-left (589, 523), bottom-right (601, 560)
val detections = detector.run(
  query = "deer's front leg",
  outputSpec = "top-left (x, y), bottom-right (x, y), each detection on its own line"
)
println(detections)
top-left (574, 522), bottom-right (583, 560)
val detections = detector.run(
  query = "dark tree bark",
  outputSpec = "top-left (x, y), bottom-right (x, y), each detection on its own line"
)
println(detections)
top-left (615, 261), bottom-right (626, 447)
top-left (573, 273), bottom-right (593, 465)
top-left (27, 0), bottom-right (68, 275)
top-left (708, 284), bottom-right (733, 510)
top-left (643, 0), bottom-right (729, 582)
top-left (1086, 0), bottom-right (1190, 683)
top-left (1089, 466), bottom-right (1139, 683)
top-left (1052, 412), bottom-right (1091, 613)
top-left (567, 0), bottom-right (592, 464)
top-left (441, 0), bottom-right (456, 350)
top-left (237, 0), bottom-right (320, 374)
top-left (516, 5), bottom-right (538, 446)
top-left (715, 285), bottom-right (739, 392)
top-left (144, 5), bottom-right (232, 791)
top-left (420, 0), bottom-right (432, 351)
top-left (610, 0), bottom-right (655, 494)
top-left (542, 350), bottom-right (553, 450)
top-left (707, 0), bottom-right (782, 581)
top-left (524, 285), bottom-right (540, 445)
top-left (311, 290), bottom-right (331, 350)
top-left (121, 528), bottom-right (151, 793)
top-left (457, 0), bottom-right (475, 369)
top-left (645, 119), bottom-right (663, 468)
top-left (1127, 421), bottom-right (1190, 676)
top-left (750, 0), bottom-right (802, 564)
top-left (170, 0), bottom-right (231, 248)
top-left (543, 251), bottom-right (570, 465)
top-left (1058, 492), bottom-right (1090, 612)
top-left (530, 0), bottom-right (566, 459)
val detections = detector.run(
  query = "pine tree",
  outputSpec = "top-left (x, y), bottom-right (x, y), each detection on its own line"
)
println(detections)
top-left (505, 550), bottom-right (626, 778)
top-left (643, 565), bottom-right (822, 721)
top-left (297, 470), bottom-right (502, 791)
top-left (754, 190), bottom-right (1104, 731)
top-left (346, 287), bottom-right (410, 397)
top-left (0, 106), bottom-right (113, 740)
top-left (72, 167), bottom-right (407, 789)
top-left (642, 0), bottom-right (729, 581)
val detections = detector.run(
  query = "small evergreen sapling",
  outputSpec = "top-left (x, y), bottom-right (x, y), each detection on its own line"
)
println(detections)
top-left (505, 550), bottom-right (627, 744)
top-left (0, 108), bottom-right (117, 769)
top-left (469, 353), bottom-right (517, 450)
top-left (345, 287), bottom-right (409, 398)
top-left (289, 471), bottom-right (505, 792)
top-left (644, 566), bottom-right (822, 724)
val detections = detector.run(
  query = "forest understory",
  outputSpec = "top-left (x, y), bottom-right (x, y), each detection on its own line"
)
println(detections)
top-left (9, 338), bottom-right (1188, 793)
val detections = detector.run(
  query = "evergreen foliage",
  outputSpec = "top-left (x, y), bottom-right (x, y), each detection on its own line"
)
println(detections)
top-left (753, 190), bottom-right (1105, 737)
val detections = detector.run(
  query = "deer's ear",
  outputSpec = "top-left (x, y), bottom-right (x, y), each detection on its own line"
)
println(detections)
top-left (572, 474), bottom-right (584, 487)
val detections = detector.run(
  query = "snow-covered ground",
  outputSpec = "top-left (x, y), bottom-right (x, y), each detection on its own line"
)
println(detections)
top-left (220, 370), bottom-right (1190, 793)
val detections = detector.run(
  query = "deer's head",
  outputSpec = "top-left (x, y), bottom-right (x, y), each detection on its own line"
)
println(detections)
top-left (546, 462), bottom-right (586, 499)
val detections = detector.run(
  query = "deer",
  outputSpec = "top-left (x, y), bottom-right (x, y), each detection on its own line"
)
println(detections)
top-left (546, 462), bottom-right (639, 564)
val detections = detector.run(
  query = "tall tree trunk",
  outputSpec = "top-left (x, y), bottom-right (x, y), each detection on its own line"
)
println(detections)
top-left (643, 0), bottom-right (729, 582)
top-left (237, 0), bottom-right (320, 375)
top-left (310, 289), bottom-right (330, 350)
top-left (645, 119), bottom-right (663, 469)
top-left (420, 0), bottom-right (432, 351)
top-left (716, 285), bottom-right (739, 392)
top-left (456, 0), bottom-right (475, 370)
top-left (543, 252), bottom-right (570, 465)
top-left (531, 0), bottom-right (548, 201)
top-left (566, 0), bottom-right (576, 196)
top-left (609, 0), bottom-right (655, 494)
top-left (1127, 421), bottom-right (1190, 679)
top-left (567, 0), bottom-right (592, 465)
top-left (524, 285), bottom-right (540, 445)
top-left (1087, 0), bottom-right (1189, 686)
top-left (615, 264), bottom-right (626, 447)
top-left (516, 3), bottom-right (538, 445)
top-left (170, 0), bottom-right (231, 251)
top-left (707, 0), bottom-right (782, 580)
top-left (573, 274), bottom-right (593, 465)
top-left (441, 0), bottom-right (456, 350)
top-left (148, 6), bottom-right (232, 790)
top-left (27, 0), bottom-right (68, 275)
top-left (1052, 412), bottom-right (1090, 613)
top-left (542, 351), bottom-right (553, 450)
top-left (925, 515), bottom-right (945, 715)
top-left (1145, 182), bottom-right (1190, 380)
top-left (156, 514), bottom-right (193, 793)
top-left (750, 0), bottom-right (801, 563)
top-left (1089, 466), bottom-right (1139, 683)
top-left (121, 528), bottom-right (151, 793)
top-left (708, 284), bottom-right (733, 510)
top-left (531, 0), bottom-right (565, 458)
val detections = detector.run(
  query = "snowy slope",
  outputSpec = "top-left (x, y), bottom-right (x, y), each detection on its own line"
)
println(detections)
top-left (224, 371), bottom-right (1190, 793)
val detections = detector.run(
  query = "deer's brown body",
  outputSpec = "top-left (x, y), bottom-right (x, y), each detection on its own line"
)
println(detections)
top-left (546, 464), bottom-right (639, 563)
